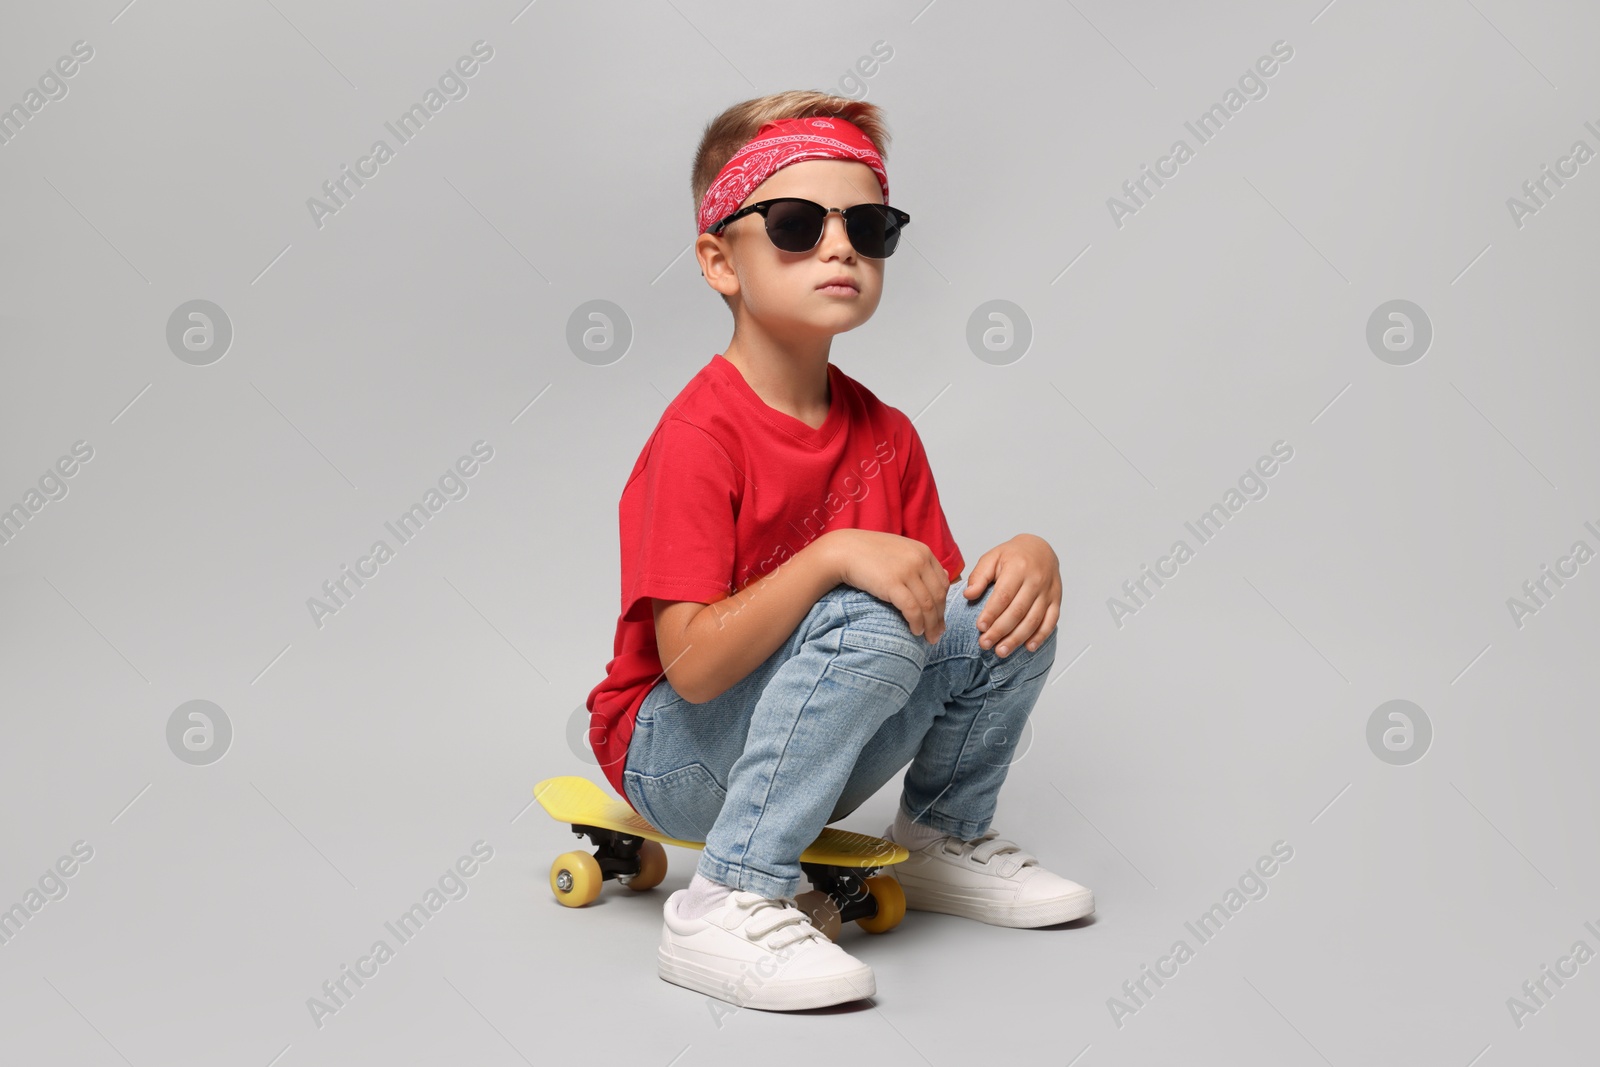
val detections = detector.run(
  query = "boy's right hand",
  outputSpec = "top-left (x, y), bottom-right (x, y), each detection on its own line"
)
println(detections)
top-left (824, 529), bottom-right (950, 644)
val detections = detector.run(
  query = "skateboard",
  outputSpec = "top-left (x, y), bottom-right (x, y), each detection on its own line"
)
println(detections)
top-left (534, 776), bottom-right (910, 939)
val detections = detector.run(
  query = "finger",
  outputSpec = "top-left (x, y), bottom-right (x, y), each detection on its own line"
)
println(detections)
top-left (1024, 599), bottom-right (1060, 652)
top-left (980, 573), bottom-right (1036, 651)
top-left (976, 560), bottom-right (1024, 640)
top-left (994, 596), bottom-right (1047, 657)
top-left (895, 578), bottom-right (940, 642)
top-left (907, 575), bottom-right (940, 644)
top-left (891, 583), bottom-right (929, 638)
top-left (963, 548), bottom-right (997, 598)
top-left (919, 558), bottom-right (950, 642)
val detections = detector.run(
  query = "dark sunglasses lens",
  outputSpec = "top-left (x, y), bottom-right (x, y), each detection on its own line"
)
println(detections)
top-left (846, 205), bottom-right (900, 257)
top-left (764, 200), bottom-right (826, 252)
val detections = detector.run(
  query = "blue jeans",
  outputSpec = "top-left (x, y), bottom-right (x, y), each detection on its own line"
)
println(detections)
top-left (621, 581), bottom-right (1058, 899)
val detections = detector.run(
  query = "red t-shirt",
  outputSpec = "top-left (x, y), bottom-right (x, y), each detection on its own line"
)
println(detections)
top-left (585, 353), bottom-right (964, 805)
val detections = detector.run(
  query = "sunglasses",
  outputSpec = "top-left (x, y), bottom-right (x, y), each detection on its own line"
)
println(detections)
top-left (707, 197), bottom-right (911, 258)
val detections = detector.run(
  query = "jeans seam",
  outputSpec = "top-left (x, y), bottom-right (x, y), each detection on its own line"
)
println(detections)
top-left (714, 599), bottom-right (845, 881)
top-left (623, 772), bottom-right (661, 835)
top-left (911, 642), bottom-right (1037, 835)
top-left (632, 764), bottom-right (725, 841)
top-left (940, 691), bottom-right (991, 820)
top-left (992, 659), bottom-right (1052, 693)
top-left (902, 793), bottom-right (987, 839)
top-left (697, 853), bottom-right (795, 897)
top-left (825, 660), bottom-right (917, 699)
top-left (725, 640), bottom-right (835, 876)
top-left (990, 632), bottom-right (1058, 692)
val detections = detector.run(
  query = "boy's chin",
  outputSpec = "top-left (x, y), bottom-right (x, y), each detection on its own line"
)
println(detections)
top-left (805, 314), bottom-right (869, 337)
top-left (805, 298), bottom-right (876, 326)
top-left (755, 307), bottom-right (870, 336)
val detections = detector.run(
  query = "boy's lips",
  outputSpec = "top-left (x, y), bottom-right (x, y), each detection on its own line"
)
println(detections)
top-left (816, 276), bottom-right (859, 295)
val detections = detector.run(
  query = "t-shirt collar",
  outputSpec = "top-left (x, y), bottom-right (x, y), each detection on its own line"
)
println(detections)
top-left (711, 353), bottom-right (845, 448)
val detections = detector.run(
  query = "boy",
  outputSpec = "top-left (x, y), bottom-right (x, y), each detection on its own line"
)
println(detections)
top-left (585, 91), bottom-right (1093, 1011)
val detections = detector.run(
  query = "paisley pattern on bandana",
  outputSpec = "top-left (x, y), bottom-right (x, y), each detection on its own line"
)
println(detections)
top-left (697, 116), bottom-right (890, 234)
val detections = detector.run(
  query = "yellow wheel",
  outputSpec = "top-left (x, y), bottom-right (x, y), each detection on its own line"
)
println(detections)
top-left (623, 841), bottom-right (668, 892)
top-left (855, 875), bottom-right (905, 934)
top-left (550, 851), bottom-right (603, 907)
top-left (793, 889), bottom-right (843, 941)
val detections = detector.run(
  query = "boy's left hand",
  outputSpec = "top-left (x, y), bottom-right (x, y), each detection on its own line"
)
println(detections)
top-left (961, 533), bottom-right (1061, 657)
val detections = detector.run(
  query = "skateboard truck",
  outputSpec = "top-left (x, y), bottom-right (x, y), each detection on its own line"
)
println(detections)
top-left (565, 823), bottom-right (650, 885)
top-left (800, 863), bottom-right (889, 927)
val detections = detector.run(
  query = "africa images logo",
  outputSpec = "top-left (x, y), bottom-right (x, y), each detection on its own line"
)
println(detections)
top-left (305, 41), bottom-right (494, 230)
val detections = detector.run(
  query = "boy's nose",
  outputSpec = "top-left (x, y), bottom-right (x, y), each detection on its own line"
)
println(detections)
top-left (818, 213), bottom-right (854, 255)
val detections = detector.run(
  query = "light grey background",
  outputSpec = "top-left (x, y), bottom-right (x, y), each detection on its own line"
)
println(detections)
top-left (2, 0), bottom-right (1596, 1063)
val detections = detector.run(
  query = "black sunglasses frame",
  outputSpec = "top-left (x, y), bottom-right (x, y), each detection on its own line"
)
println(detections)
top-left (707, 197), bottom-right (911, 258)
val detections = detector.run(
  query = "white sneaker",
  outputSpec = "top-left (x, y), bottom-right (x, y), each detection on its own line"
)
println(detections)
top-left (886, 826), bottom-right (1095, 928)
top-left (657, 888), bottom-right (875, 1010)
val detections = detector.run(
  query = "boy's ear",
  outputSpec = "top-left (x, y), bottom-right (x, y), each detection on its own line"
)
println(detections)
top-left (696, 233), bottom-right (741, 299)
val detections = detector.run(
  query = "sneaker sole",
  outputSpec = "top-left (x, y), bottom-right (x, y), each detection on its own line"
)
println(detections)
top-left (657, 947), bottom-right (875, 1010)
top-left (897, 882), bottom-right (1095, 928)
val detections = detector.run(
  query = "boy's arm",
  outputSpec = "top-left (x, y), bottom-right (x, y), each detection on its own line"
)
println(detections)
top-left (895, 414), bottom-right (963, 582)
top-left (651, 532), bottom-right (845, 705)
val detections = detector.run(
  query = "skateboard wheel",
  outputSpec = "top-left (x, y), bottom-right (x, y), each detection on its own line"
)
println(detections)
top-left (855, 875), bottom-right (905, 934)
top-left (550, 851), bottom-right (603, 907)
top-left (622, 841), bottom-right (668, 892)
top-left (793, 889), bottom-right (843, 942)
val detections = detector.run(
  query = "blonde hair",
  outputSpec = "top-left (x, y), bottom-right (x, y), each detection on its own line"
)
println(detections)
top-left (691, 92), bottom-right (891, 310)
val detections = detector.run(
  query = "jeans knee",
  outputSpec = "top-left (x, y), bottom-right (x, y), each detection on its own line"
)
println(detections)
top-left (991, 619), bottom-right (1057, 689)
top-left (950, 582), bottom-right (1058, 686)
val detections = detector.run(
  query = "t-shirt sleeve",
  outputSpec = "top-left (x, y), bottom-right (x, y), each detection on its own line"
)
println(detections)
top-left (621, 418), bottom-right (739, 622)
top-left (897, 416), bottom-right (964, 583)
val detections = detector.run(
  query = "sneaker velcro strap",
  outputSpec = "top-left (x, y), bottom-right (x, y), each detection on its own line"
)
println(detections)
top-left (741, 898), bottom-right (822, 947)
top-left (968, 831), bottom-right (1037, 867)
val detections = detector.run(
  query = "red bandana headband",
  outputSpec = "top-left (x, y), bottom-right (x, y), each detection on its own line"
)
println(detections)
top-left (697, 116), bottom-right (890, 235)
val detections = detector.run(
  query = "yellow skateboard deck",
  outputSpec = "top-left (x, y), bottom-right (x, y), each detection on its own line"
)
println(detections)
top-left (535, 776), bottom-right (909, 936)
top-left (534, 776), bottom-right (907, 867)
